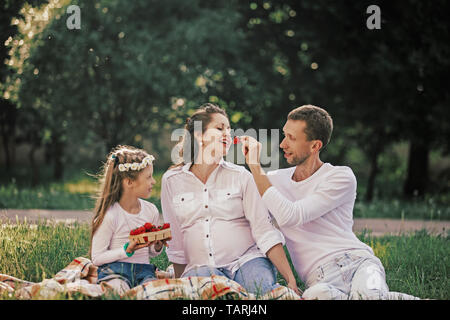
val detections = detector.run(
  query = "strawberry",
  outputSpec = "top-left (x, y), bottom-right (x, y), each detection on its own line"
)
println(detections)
top-left (143, 236), bottom-right (149, 242)
top-left (144, 223), bottom-right (153, 231)
top-left (162, 223), bottom-right (170, 229)
top-left (233, 137), bottom-right (240, 145)
top-left (138, 226), bottom-right (146, 234)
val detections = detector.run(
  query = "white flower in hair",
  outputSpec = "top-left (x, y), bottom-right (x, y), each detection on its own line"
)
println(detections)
top-left (117, 155), bottom-right (155, 172)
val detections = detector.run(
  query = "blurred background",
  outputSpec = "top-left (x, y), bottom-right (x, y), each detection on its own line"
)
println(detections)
top-left (1, 0), bottom-right (449, 218)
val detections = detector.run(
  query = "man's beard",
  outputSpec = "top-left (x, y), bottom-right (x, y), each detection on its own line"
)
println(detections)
top-left (289, 153), bottom-right (310, 166)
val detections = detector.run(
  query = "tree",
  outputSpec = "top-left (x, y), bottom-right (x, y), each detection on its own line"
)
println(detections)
top-left (239, 0), bottom-right (450, 199)
top-left (1, 0), bottom-right (48, 171)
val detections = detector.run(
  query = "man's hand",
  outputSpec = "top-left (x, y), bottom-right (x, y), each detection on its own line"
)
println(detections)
top-left (238, 135), bottom-right (272, 196)
top-left (239, 135), bottom-right (262, 166)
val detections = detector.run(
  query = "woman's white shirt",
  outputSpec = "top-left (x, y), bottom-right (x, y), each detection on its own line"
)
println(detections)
top-left (161, 159), bottom-right (285, 276)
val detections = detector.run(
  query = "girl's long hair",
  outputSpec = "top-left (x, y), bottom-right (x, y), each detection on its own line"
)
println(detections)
top-left (170, 103), bottom-right (228, 169)
top-left (89, 145), bottom-right (151, 258)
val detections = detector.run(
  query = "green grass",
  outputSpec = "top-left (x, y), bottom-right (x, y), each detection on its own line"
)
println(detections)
top-left (0, 221), bottom-right (448, 299)
top-left (353, 197), bottom-right (450, 220)
top-left (0, 170), bottom-right (164, 212)
top-left (1, 170), bottom-right (448, 220)
top-left (357, 229), bottom-right (449, 299)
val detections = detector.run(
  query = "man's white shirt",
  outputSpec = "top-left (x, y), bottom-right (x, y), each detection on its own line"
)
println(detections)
top-left (262, 163), bottom-right (373, 282)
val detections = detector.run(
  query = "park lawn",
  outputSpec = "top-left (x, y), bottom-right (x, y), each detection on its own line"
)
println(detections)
top-left (0, 170), bottom-right (164, 212)
top-left (0, 221), bottom-right (448, 300)
top-left (0, 171), bottom-right (448, 220)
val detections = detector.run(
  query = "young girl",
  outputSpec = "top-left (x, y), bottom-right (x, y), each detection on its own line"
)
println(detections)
top-left (90, 145), bottom-right (168, 295)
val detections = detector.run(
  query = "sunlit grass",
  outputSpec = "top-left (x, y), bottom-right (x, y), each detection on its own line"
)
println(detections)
top-left (0, 221), bottom-right (90, 282)
top-left (0, 221), bottom-right (448, 300)
top-left (63, 178), bottom-right (99, 194)
top-left (0, 171), bottom-right (164, 211)
top-left (62, 172), bottom-right (163, 196)
top-left (353, 197), bottom-right (449, 220)
top-left (1, 171), bottom-right (447, 221)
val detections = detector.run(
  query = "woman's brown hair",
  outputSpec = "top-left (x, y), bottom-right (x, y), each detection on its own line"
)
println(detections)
top-left (170, 103), bottom-right (228, 169)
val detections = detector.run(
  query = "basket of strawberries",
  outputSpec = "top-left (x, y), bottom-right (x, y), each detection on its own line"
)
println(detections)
top-left (129, 222), bottom-right (171, 244)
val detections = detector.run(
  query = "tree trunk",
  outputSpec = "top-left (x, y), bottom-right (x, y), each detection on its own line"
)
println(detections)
top-left (29, 144), bottom-right (39, 187)
top-left (0, 100), bottom-right (17, 170)
top-left (365, 150), bottom-right (379, 202)
top-left (52, 138), bottom-right (65, 181)
top-left (403, 139), bottom-right (429, 198)
top-left (365, 139), bottom-right (383, 202)
top-left (1, 132), bottom-right (11, 170)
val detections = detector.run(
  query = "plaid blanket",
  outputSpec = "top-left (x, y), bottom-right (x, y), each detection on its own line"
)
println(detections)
top-left (0, 257), bottom-right (302, 300)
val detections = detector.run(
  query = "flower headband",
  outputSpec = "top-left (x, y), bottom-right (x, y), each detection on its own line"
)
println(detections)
top-left (112, 155), bottom-right (155, 172)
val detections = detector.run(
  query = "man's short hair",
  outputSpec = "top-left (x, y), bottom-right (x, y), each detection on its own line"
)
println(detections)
top-left (287, 105), bottom-right (333, 150)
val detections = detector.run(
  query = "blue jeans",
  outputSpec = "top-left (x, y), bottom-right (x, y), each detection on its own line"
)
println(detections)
top-left (182, 257), bottom-right (279, 296)
top-left (97, 262), bottom-right (157, 288)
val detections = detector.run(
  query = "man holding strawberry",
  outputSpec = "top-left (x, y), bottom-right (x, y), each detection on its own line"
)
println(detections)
top-left (239, 105), bottom-right (419, 300)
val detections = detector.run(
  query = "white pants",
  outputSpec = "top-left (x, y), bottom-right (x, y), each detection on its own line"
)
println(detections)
top-left (302, 250), bottom-right (420, 300)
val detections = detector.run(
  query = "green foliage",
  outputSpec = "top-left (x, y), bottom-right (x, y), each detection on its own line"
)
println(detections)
top-left (1, 0), bottom-right (449, 198)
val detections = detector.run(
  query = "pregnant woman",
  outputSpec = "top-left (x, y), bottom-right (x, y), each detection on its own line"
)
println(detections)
top-left (161, 103), bottom-right (300, 296)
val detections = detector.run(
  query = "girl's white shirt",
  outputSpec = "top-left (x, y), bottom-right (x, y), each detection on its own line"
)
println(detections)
top-left (161, 159), bottom-right (285, 276)
top-left (91, 198), bottom-right (162, 266)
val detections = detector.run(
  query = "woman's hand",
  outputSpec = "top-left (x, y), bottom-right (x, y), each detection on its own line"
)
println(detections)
top-left (287, 280), bottom-right (303, 297)
top-left (153, 237), bottom-right (172, 252)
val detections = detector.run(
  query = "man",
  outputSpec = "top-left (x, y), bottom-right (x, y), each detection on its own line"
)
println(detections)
top-left (240, 105), bottom-right (419, 300)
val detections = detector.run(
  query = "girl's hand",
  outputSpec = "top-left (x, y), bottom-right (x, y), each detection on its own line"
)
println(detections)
top-left (127, 238), bottom-right (154, 253)
top-left (153, 237), bottom-right (172, 252)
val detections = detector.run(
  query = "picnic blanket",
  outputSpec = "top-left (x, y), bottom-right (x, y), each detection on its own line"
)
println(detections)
top-left (0, 257), bottom-right (302, 300)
